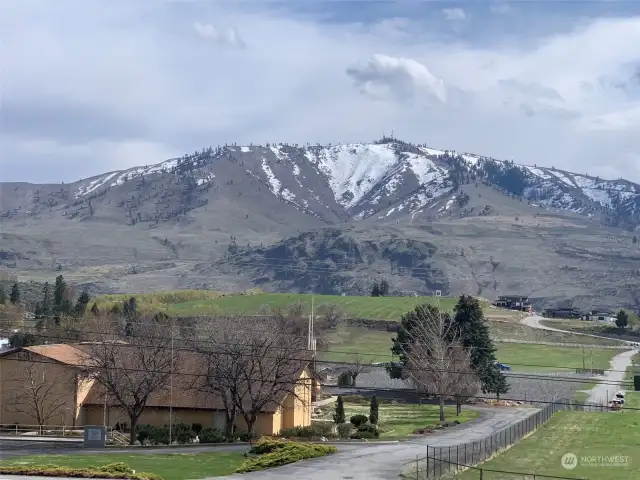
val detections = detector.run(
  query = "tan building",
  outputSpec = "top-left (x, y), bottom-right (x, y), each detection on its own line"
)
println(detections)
top-left (0, 344), bottom-right (312, 436)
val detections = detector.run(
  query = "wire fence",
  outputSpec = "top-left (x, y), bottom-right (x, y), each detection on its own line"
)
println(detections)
top-left (405, 400), bottom-right (587, 479)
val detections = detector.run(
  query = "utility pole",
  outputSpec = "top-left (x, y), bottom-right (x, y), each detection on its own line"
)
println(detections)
top-left (582, 346), bottom-right (585, 370)
top-left (169, 318), bottom-right (174, 445)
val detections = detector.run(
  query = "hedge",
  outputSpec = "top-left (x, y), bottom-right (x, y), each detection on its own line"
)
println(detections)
top-left (237, 437), bottom-right (337, 473)
top-left (0, 462), bottom-right (160, 480)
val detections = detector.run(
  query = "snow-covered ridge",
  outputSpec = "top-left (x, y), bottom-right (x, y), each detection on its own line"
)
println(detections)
top-left (68, 140), bottom-right (640, 225)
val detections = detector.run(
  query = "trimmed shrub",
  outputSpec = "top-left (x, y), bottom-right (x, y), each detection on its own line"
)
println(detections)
top-left (172, 423), bottom-right (196, 444)
top-left (249, 437), bottom-right (290, 454)
top-left (0, 463), bottom-right (161, 480)
top-left (279, 423), bottom-right (335, 439)
top-left (350, 414), bottom-right (369, 428)
top-left (337, 423), bottom-right (352, 439)
top-left (191, 423), bottom-right (203, 435)
top-left (351, 423), bottom-right (379, 440)
top-left (237, 441), bottom-right (337, 473)
top-left (199, 428), bottom-right (225, 444)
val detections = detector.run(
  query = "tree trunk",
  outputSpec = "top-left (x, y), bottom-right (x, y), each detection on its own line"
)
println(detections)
top-left (224, 409), bottom-right (236, 439)
top-left (456, 398), bottom-right (461, 416)
top-left (246, 413), bottom-right (258, 440)
top-left (129, 414), bottom-right (139, 445)
top-left (439, 395), bottom-right (445, 422)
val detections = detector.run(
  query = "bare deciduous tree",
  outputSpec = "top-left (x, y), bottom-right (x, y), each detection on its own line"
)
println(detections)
top-left (5, 351), bottom-right (75, 428)
top-left (80, 315), bottom-right (179, 444)
top-left (192, 315), bottom-right (311, 438)
top-left (400, 308), bottom-right (478, 421)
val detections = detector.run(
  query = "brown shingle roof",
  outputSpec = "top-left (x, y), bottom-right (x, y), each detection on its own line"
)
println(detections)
top-left (2, 342), bottom-right (310, 414)
top-left (19, 344), bottom-right (90, 366)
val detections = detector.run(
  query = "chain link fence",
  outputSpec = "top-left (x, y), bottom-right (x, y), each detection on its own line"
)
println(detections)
top-left (404, 400), bottom-right (588, 479)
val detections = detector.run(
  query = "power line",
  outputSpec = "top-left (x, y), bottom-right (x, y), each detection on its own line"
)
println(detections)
top-left (1, 319), bottom-right (636, 374)
top-left (1, 327), bottom-right (636, 387)
top-left (0, 354), bottom-right (636, 412)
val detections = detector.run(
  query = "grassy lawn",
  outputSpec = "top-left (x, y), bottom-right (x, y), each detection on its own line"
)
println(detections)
top-left (494, 343), bottom-right (625, 373)
top-left (165, 292), bottom-right (457, 320)
top-left (1, 452), bottom-right (246, 480)
top-left (456, 407), bottom-right (640, 480)
top-left (321, 326), bottom-right (395, 363)
top-left (318, 399), bottom-right (479, 439)
top-left (319, 326), bottom-right (624, 371)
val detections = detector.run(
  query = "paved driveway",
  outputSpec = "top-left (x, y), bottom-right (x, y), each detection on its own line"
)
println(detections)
top-left (213, 406), bottom-right (538, 480)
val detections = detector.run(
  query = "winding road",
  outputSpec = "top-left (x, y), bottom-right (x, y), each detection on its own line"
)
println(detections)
top-left (521, 315), bottom-right (638, 408)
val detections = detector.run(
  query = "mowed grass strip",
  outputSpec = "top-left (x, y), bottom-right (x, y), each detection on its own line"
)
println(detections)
top-left (494, 343), bottom-right (625, 373)
top-left (1, 452), bottom-right (246, 480)
top-left (319, 326), bottom-right (624, 371)
top-left (456, 406), bottom-right (640, 480)
top-left (166, 293), bottom-right (457, 320)
top-left (318, 401), bottom-right (479, 439)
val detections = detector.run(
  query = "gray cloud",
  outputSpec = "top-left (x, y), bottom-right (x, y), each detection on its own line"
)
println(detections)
top-left (1, 2), bottom-right (640, 183)
top-left (346, 54), bottom-right (447, 105)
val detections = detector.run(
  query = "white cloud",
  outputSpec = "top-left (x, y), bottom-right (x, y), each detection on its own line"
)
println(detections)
top-left (346, 54), bottom-right (447, 104)
top-left (193, 22), bottom-right (246, 49)
top-left (442, 8), bottom-right (466, 21)
top-left (1, 1), bottom-right (640, 183)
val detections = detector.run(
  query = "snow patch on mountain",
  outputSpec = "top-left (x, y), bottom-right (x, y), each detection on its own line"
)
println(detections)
top-left (261, 158), bottom-right (281, 195)
top-left (307, 144), bottom-right (400, 208)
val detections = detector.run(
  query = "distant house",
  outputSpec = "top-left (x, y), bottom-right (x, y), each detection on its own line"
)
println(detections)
top-left (582, 311), bottom-right (616, 323)
top-left (494, 295), bottom-right (533, 312)
top-left (0, 344), bottom-right (312, 435)
top-left (542, 307), bottom-right (582, 319)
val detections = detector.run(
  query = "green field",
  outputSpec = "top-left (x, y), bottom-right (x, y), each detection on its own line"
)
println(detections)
top-left (165, 292), bottom-right (458, 320)
top-left (456, 402), bottom-right (639, 480)
top-left (0, 452), bottom-right (245, 480)
top-left (317, 399), bottom-right (479, 439)
top-left (319, 326), bottom-right (624, 371)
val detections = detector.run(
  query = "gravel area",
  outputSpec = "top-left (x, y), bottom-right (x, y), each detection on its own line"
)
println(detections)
top-left (322, 365), bottom-right (594, 405)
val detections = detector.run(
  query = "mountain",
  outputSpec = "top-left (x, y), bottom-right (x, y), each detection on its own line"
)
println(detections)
top-left (1, 138), bottom-right (640, 309)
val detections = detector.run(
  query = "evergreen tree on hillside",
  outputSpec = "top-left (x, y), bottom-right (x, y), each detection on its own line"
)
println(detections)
top-left (41, 282), bottom-right (52, 318)
top-left (90, 302), bottom-right (100, 317)
top-left (9, 283), bottom-right (20, 305)
top-left (53, 275), bottom-right (66, 313)
top-left (122, 297), bottom-right (137, 336)
top-left (451, 295), bottom-right (508, 396)
top-left (0, 285), bottom-right (5, 305)
top-left (73, 291), bottom-right (90, 317)
top-left (616, 309), bottom-right (629, 328)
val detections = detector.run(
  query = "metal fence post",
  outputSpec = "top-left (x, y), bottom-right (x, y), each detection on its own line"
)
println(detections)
top-left (426, 446), bottom-right (430, 477)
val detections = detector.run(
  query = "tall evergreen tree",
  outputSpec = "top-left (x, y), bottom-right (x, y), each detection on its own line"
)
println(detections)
top-left (451, 295), bottom-right (508, 396)
top-left (369, 394), bottom-right (379, 425)
top-left (9, 283), bottom-right (20, 305)
top-left (90, 302), bottom-right (100, 317)
top-left (73, 291), bottom-right (90, 317)
top-left (333, 395), bottom-right (346, 424)
top-left (389, 303), bottom-right (450, 379)
top-left (53, 275), bottom-right (66, 313)
top-left (41, 282), bottom-right (52, 318)
top-left (123, 297), bottom-right (137, 336)
top-left (0, 284), bottom-right (5, 305)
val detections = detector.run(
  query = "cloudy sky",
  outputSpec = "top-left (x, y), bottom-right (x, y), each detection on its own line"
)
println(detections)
top-left (2, 0), bottom-right (640, 183)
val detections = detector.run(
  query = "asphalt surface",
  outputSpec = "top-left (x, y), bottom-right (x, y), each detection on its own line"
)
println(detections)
top-left (213, 406), bottom-right (539, 480)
